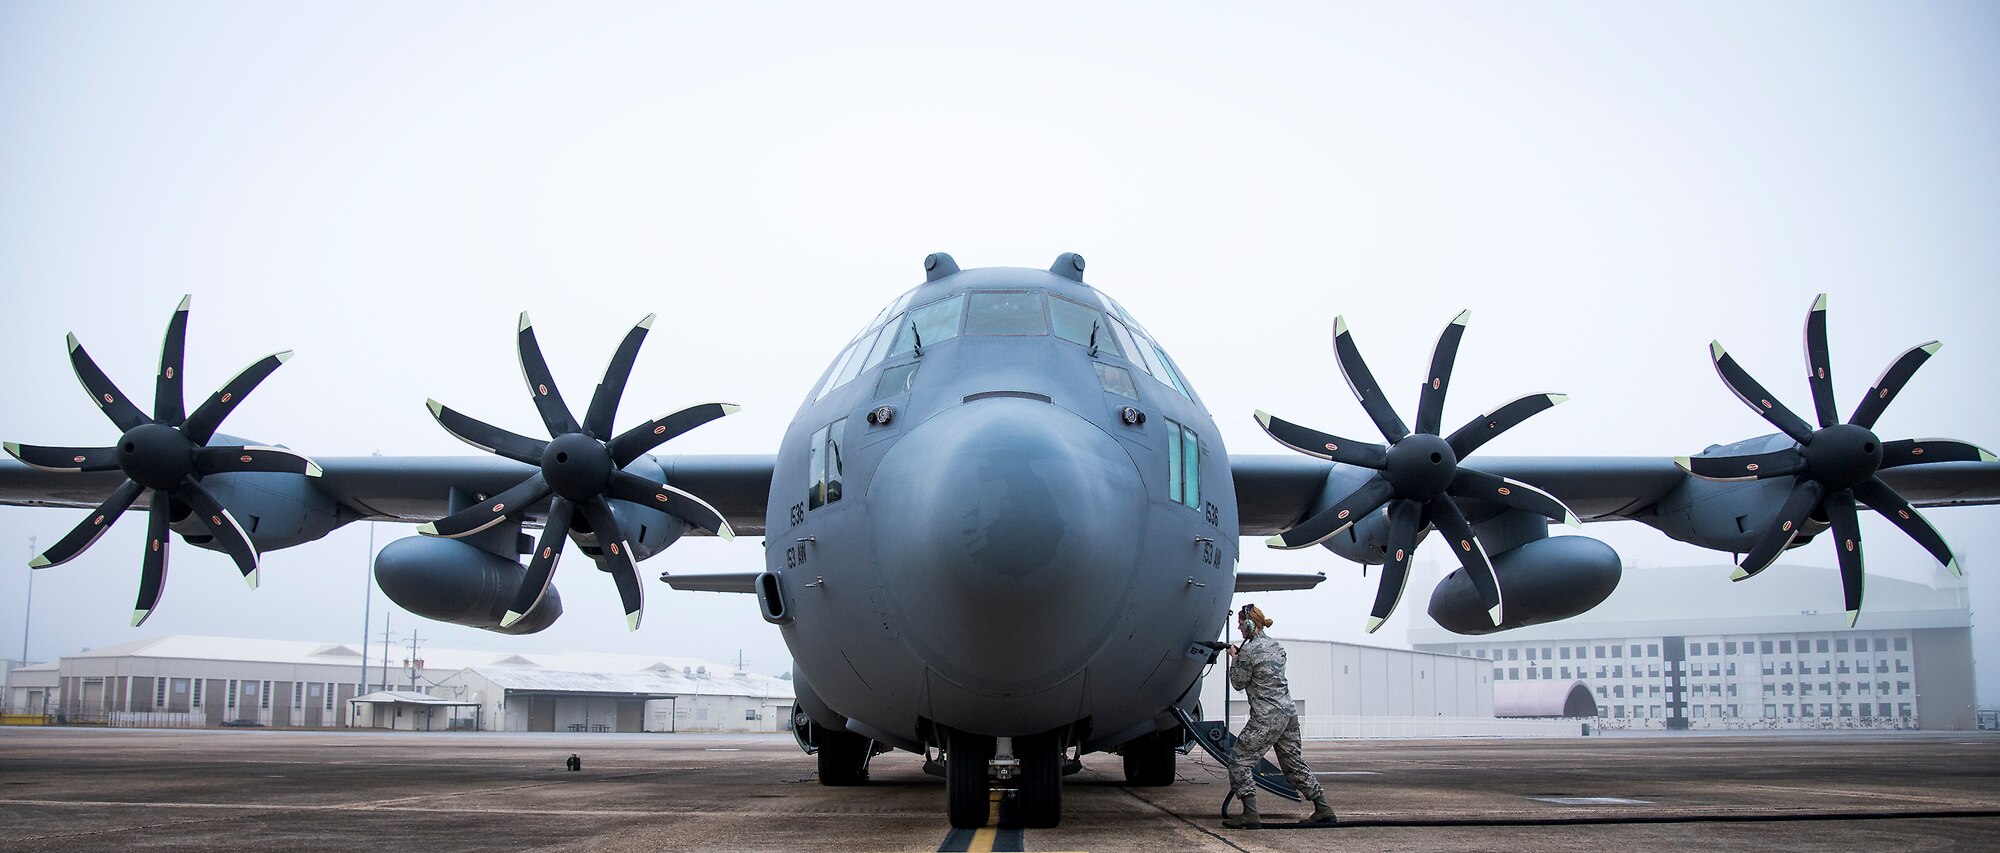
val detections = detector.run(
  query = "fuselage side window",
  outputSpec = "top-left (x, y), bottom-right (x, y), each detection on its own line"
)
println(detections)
top-left (891, 294), bottom-right (965, 356)
top-left (1051, 295), bottom-right (1122, 356)
top-left (1162, 417), bottom-right (1201, 509)
top-left (1165, 421), bottom-right (1183, 505)
top-left (965, 291), bottom-right (1049, 336)
top-left (877, 362), bottom-right (920, 398)
top-left (1093, 362), bottom-right (1138, 400)
top-left (806, 420), bottom-right (847, 510)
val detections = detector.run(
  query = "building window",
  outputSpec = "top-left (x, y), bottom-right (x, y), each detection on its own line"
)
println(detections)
top-left (193, 680), bottom-right (204, 708)
top-left (1894, 637), bottom-right (1909, 651)
top-left (1816, 639), bottom-right (1830, 653)
top-left (227, 680), bottom-right (238, 710)
top-left (259, 681), bottom-right (272, 710)
top-left (293, 682), bottom-right (304, 709)
top-left (154, 678), bottom-right (167, 709)
top-left (325, 683), bottom-right (336, 711)
top-left (1647, 643), bottom-right (1659, 657)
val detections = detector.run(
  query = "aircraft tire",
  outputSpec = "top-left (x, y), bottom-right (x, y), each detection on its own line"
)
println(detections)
top-left (946, 730), bottom-right (994, 829)
top-left (816, 729), bottom-right (872, 786)
top-left (1017, 731), bottom-right (1063, 829)
top-left (1119, 731), bottom-right (1177, 787)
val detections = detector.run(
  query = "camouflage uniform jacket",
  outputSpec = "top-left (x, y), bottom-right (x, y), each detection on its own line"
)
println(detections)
top-left (1229, 633), bottom-right (1295, 720)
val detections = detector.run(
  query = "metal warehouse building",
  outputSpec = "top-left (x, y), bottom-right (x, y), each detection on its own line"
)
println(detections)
top-left (1197, 637), bottom-right (1518, 738)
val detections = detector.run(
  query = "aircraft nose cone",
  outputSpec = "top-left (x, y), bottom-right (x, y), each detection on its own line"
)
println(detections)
top-left (872, 398), bottom-right (1146, 695)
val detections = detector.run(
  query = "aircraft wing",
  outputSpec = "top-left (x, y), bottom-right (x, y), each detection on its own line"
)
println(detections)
top-left (0, 453), bottom-right (777, 537)
top-left (1232, 453), bottom-right (2000, 537)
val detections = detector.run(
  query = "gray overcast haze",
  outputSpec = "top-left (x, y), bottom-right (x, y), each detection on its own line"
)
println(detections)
top-left (3, 3), bottom-right (1998, 701)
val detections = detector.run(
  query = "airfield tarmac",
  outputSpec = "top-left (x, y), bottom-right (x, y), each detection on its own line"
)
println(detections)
top-left (0, 727), bottom-right (1996, 852)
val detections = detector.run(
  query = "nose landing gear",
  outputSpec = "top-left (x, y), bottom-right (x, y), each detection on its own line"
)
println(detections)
top-left (943, 728), bottom-right (1068, 829)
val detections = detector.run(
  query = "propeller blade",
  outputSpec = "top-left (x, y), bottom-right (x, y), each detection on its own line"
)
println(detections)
top-left (417, 473), bottom-right (551, 539)
top-left (1824, 491), bottom-right (1865, 627)
top-left (1675, 447), bottom-right (1808, 481)
top-left (1709, 342), bottom-right (1815, 443)
top-left (1252, 411), bottom-right (1387, 470)
top-left (133, 499), bottom-right (171, 627)
top-left (1413, 310), bottom-right (1470, 436)
top-left (609, 402), bottom-right (742, 467)
top-left (1331, 316), bottom-right (1409, 443)
top-left (426, 399), bottom-right (548, 466)
top-left (516, 313), bottom-right (581, 438)
top-left (1852, 478), bottom-right (1959, 577)
top-left (1848, 341), bottom-right (1942, 430)
top-left (1264, 475), bottom-right (1396, 551)
top-left (607, 471), bottom-right (735, 539)
top-left (192, 446), bottom-right (324, 478)
top-left (1446, 467), bottom-right (1581, 527)
top-left (182, 351), bottom-right (291, 445)
top-left (156, 295), bottom-right (191, 425)
top-left (1803, 294), bottom-right (1838, 429)
top-left (1444, 393), bottom-right (1567, 459)
top-left (502, 497), bottom-right (573, 629)
top-left (30, 479), bottom-right (144, 568)
top-left (4, 442), bottom-right (119, 473)
top-left (583, 314), bottom-right (655, 439)
top-left (66, 334), bottom-right (151, 433)
top-left (581, 496), bottom-right (645, 631)
top-left (1425, 496), bottom-right (1503, 626)
top-left (1364, 499), bottom-right (1424, 634)
top-left (1734, 479), bottom-right (1826, 579)
top-left (178, 478), bottom-right (261, 587)
top-left (1879, 438), bottom-right (1996, 469)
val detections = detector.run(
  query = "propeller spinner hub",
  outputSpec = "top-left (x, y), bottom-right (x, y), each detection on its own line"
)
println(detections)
top-left (117, 422), bottom-right (196, 491)
top-left (542, 433), bottom-right (614, 501)
top-left (1802, 423), bottom-right (1883, 492)
top-left (1383, 433), bottom-right (1458, 499)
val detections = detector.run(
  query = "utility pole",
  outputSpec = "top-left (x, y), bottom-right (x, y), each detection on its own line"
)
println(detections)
top-left (379, 613), bottom-right (393, 694)
top-left (19, 536), bottom-right (35, 668)
top-left (406, 628), bottom-right (424, 691)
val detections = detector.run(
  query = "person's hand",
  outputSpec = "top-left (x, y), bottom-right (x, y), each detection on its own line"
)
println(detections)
top-left (1226, 644), bottom-right (1239, 658)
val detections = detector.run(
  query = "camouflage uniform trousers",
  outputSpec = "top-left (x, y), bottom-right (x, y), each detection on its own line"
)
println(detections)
top-left (1228, 710), bottom-right (1324, 801)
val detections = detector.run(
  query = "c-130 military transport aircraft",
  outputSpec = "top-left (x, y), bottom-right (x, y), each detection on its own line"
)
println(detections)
top-left (3, 252), bottom-right (1997, 829)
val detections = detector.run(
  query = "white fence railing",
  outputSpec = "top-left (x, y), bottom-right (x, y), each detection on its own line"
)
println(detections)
top-left (1224, 715), bottom-right (1586, 739)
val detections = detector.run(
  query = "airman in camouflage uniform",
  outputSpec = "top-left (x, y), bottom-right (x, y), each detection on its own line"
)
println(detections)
top-left (1224, 604), bottom-right (1335, 828)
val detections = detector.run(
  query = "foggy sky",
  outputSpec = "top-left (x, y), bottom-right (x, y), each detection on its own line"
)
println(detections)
top-left (2, 3), bottom-right (1997, 700)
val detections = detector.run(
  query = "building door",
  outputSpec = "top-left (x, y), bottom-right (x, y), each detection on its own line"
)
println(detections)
top-left (82, 680), bottom-right (104, 715)
top-left (169, 679), bottom-right (191, 713)
top-left (528, 696), bottom-right (556, 732)
top-left (616, 701), bottom-right (643, 733)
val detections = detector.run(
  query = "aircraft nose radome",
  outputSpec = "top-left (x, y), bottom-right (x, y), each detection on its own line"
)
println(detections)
top-left (872, 398), bottom-right (1147, 696)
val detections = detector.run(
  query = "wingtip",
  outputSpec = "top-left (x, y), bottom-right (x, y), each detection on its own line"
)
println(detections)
top-left (131, 610), bottom-right (151, 628)
top-left (500, 610), bottom-right (524, 629)
top-left (637, 313), bottom-right (657, 330)
top-left (1364, 616), bottom-right (1385, 634)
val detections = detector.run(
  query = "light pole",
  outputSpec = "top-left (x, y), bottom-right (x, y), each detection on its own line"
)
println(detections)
top-left (20, 536), bottom-right (35, 664)
top-left (361, 520), bottom-right (375, 694)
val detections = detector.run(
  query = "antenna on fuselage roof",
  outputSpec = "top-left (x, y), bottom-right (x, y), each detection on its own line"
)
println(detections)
top-left (1049, 252), bottom-right (1086, 282)
top-left (924, 252), bottom-right (959, 281)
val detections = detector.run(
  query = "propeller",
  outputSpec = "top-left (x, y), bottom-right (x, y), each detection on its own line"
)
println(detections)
top-left (1680, 294), bottom-right (1988, 626)
top-left (1257, 311), bottom-right (1578, 633)
top-left (420, 312), bottom-right (739, 631)
top-left (4, 296), bottom-right (315, 627)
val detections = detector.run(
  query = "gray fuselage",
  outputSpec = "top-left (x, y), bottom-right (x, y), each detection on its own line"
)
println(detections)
top-left (766, 265), bottom-right (1238, 752)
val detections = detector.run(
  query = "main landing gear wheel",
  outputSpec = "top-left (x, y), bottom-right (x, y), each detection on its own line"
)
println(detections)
top-left (1120, 730), bottom-right (1178, 787)
top-left (946, 730), bottom-right (994, 829)
top-left (1018, 731), bottom-right (1063, 829)
top-left (815, 728), bottom-right (873, 786)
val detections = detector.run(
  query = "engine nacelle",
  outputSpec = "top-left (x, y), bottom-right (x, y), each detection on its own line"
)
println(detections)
top-left (171, 436), bottom-right (345, 553)
top-left (1428, 534), bottom-right (1621, 634)
top-left (374, 536), bottom-right (561, 634)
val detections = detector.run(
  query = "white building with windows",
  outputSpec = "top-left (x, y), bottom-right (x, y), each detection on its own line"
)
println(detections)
top-left (2, 634), bottom-right (794, 733)
top-left (1410, 564), bottom-right (1977, 730)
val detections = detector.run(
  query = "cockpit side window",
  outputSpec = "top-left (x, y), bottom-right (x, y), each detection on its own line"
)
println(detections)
top-left (1050, 295), bottom-right (1122, 356)
top-left (890, 294), bottom-right (965, 356)
top-left (806, 418), bottom-right (848, 510)
top-left (964, 291), bottom-right (1048, 336)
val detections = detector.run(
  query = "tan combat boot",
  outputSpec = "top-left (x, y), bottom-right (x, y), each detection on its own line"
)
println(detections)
top-left (1306, 793), bottom-right (1337, 823)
